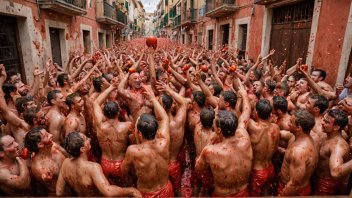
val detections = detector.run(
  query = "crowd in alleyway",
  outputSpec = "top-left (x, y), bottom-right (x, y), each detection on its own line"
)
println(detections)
top-left (0, 38), bottom-right (352, 197)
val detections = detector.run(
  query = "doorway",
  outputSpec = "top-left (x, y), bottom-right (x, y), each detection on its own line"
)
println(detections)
top-left (221, 24), bottom-right (229, 45)
top-left (49, 28), bottom-right (62, 66)
top-left (208, 29), bottom-right (213, 50)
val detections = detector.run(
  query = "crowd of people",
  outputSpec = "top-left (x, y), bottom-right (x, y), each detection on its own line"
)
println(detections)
top-left (0, 38), bottom-right (352, 197)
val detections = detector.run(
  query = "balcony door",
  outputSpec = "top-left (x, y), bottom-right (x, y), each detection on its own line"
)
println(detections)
top-left (49, 27), bottom-right (62, 66)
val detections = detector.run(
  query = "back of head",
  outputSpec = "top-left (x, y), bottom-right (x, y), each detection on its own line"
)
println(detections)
top-left (93, 77), bottom-right (103, 92)
top-left (103, 101), bottom-right (120, 119)
top-left (200, 107), bottom-right (215, 129)
top-left (0, 133), bottom-right (6, 151)
top-left (15, 95), bottom-right (34, 113)
top-left (192, 91), bottom-right (206, 107)
top-left (137, 113), bottom-right (158, 140)
top-left (310, 94), bottom-right (329, 114)
top-left (216, 110), bottom-right (238, 138)
top-left (161, 93), bottom-right (173, 112)
top-left (24, 126), bottom-right (45, 153)
top-left (266, 80), bottom-right (276, 94)
top-left (256, 99), bottom-right (272, 120)
top-left (23, 107), bottom-right (38, 126)
top-left (294, 109), bottom-right (315, 134)
top-left (64, 131), bottom-right (84, 158)
top-left (65, 92), bottom-right (80, 109)
top-left (221, 91), bottom-right (237, 108)
top-left (327, 109), bottom-right (348, 130)
top-left (212, 83), bottom-right (222, 97)
top-left (47, 90), bottom-right (61, 106)
top-left (57, 73), bottom-right (68, 87)
top-left (2, 83), bottom-right (16, 100)
top-left (273, 96), bottom-right (288, 113)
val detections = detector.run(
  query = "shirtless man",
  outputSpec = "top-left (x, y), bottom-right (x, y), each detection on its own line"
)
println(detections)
top-left (218, 90), bottom-right (238, 116)
top-left (156, 82), bottom-right (189, 196)
top-left (273, 96), bottom-right (291, 131)
top-left (188, 91), bottom-right (206, 133)
top-left (24, 127), bottom-right (66, 195)
top-left (93, 81), bottom-right (133, 186)
top-left (307, 94), bottom-right (329, 150)
top-left (118, 73), bottom-right (152, 124)
top-left (121, 85), bottom-right (174, 197)
top-left (248, 99), bottom-right (280, 196)
top-left (288, 78), bottom-right (310, 109)
top-left (314, 109), bottom-right (352, 195)
top-left (195, 82), bottom-right (252, 197)
top-left (46, 90), bottom-right (66, 144)
top-left (0, 134), bottom-right (30, 195)
top-left (56, 132), bottom-right (141, 197)
top-left (193, 107), bottom-right (217, 196)
top-left (278, 109), bottom-right (318, 196)
top-left (64, 92), bottom-right (86, 137)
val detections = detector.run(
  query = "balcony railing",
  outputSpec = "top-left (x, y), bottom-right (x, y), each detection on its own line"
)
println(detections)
top-left (117, 9), bottom-right (127, 25)
top-left (205, 0), bottom-right (238, 18)
top-left (254, 0), bottom-right (282, 5)
top-left (182, 8), bottom-right (197, 25)
top-left (37, 0), bottom-right (87, 15)
top-left (96, 1), bottom-right (126, 26)
top-left (173, 15), bottom-right (181, 28)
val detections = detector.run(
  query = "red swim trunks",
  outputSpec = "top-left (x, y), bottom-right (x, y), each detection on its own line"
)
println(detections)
top-left (168, 160), bottom-right (181, 189)
top-left (140, 180), bottom-right (175, 198)
top-left (212, 187), bottom-right (249, 197)
top-left (313, 176), bottom-right (342, 195)
top-left (249, 164), bottom-right (275, 196)
top-left (100, 158), bottom-right (123, 177)
top-left (277, 181), bottom-right (311, 196)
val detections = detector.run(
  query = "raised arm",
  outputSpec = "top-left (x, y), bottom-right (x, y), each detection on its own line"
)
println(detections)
top-left (185, 70), bottom-right (201, 91)
top-left (237, 79), bottom-right (251, 130)
top-left (210, 54), bottom-right (224, 88)
top-left (196, 71), bottom-right (218, 107)
top-left (71, 58), bottom-right (92, 80)
top-left (118, 73), bottom-right (132, 100)
top-left (29, 67), bottom-right (44, 96)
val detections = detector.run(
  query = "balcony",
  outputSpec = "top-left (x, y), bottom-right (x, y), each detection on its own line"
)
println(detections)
top-left (182, 8), bottom-right (197, 26)
top-left (173, 15), bottom-right (181, 29)
top-left (205, 0), bottom-right (239, 18)
top-left (37, 0), bottom-right (86, 15)
top-left (96, 1), bottom-right (126, 27)
top-left (254, 0), bottom-right (286, 5)
top-left (116, 10), bottom-right (127, 25)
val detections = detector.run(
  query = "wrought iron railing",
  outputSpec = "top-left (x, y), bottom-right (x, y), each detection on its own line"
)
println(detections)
top-left (117, 9), bottom-right (127, 24)
top-left (62, 0), bottom-right (86, 9)
top-left (103, 1), bottom-right (116, 19)
top-left (205, 0), bottom-right (234, 13)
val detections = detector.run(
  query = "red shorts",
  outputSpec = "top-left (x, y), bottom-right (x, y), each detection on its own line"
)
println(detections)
top-left (168, 160), bottom-right (181, 189)
top-left (100, 158), bottom-right (123, 177)
top-left (212, 187), bottom-right (249, 197)
top-left (249, 164), bottom-right (275, 196)
top-left (314, 176), bottom-right (342, 195)
top-left (277, 181), bottom-right (311, 196)
top-left (140, 180), bottom-right (175, 198)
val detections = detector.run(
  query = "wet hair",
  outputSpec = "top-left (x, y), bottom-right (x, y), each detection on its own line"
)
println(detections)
top-left (280, 82), bottom-right (289, 96)
top-left (24, 126), bottom-right (45, 153)
top-left (102, 73), bottom-right (112, 83)
top-left (256, 99), bottom-right (272, 120)
top-left (294, 109), bottom-right (315, 133)
top-left (266, 80), bottom-right (276, 93)
top-left (327, 109), bottom-right (348, 130)
top-left (64, 131), bottom-right (84, 158)
top-left (23, 107), bottom-right (38, 126)
top-left (156, 68), bottom-right (165, 80)
top-left (161, 94), bottom-right (173, 112)
top-left (2, 83), bottom-right (17, 100)
top-left (200, 107), bottom-right (215, 129)
top-left (220, 91), bottom-right (237, 108)
top-left (93, 77), bottom-right (103, 92)
top-left (212, 83), bottom-right (222, 97)
top-left (103, 101), bottom-right (120, 119)
top-left (310, 94), bottom-right (329, 114)
top-left (137, 113), bottom-right (158, 140)
top-left (15, 95), bottom-right (34, 113)
top-left (66, 92), bottom-right (80, 109)
top-left (253, 69), bottom-right (262, 80)
top-left (47, 90), bottom-right (61, 106)
top-left (312, 69), bottom-right (327, 80)
top-left (216, 110), bottom-right (238, 138)
top-left (192, 91), bottom-right (206, 107)
top-left (273, 96), bottom-right (288, 113)
top-left (6, 69), bottom-right (18, 83)
top-left (57, 73), bottom-right (69, 87)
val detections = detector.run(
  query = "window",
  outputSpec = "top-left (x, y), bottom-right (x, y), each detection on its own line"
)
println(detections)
top-left (82, 30), bottom-right (91, 54)
top-left (98, 32), bottom-right (104, 49)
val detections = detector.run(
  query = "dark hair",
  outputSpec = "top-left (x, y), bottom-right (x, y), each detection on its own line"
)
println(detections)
top-left (156, 68), bottom-right (165, 80)
top-left (2, 83), bottom-right (17, 100)
top-left (294, 109), bottom-right (315, 133)
top-left (66, 92), bottom-right (80, 109)
top-left (273, 96), bottom-right (288, 113)
top-left (102, 73), bottom-right (112, 82)
top-left (327, 109), bottom-right (348, 130)
top-left (103, 101), bottom-right (120, 119)
top-left (23, 107), bottom-right (38, 126)
top-left (221, 91), bottom-right (237, 108)
top-left (0, 133), bottom-right (6, 151)
top-left (310, 94), bottom-right (329, 114)
top-left (256, 99), bottom-right (272, 120)
top-left (15, 95), bottom-right (34, 113)
top-left (57, 73), bottom-right (69, 87)
top-left (47, 90), bottom-right (61, 106)
top-left (93, 77), bottom-right (103, 92)
top-left (24, 126), bottom-right (45, 153)
top-left (161, 94), bottom-right (173, 112)
top-left (266, 80), bottom-right (276, 93)
top-left (212, 83), bottom-right (222, 97)
top-left (6, 69), bottom-right (18, 83)
top-left (216, 110), bottom-right (238, 138)
top-left (200, 107), bottom-right (215, 129)
top-left (280, 82), bottom-right (289, 96)
top-left (192, 91), bottom-right (206, 107)
top-left (313, 69), bottom-right (327, 80)
top-left (137, 113), bottom-right (158, 140)
top-left (64, 132), bottom-right (84, 158)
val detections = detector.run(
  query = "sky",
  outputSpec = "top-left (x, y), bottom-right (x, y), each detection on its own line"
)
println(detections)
top-left (141, 0), bottom-right (158, 13)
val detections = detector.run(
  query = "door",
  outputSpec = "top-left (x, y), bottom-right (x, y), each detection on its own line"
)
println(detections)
top-left (0, 15), bottom-right (23, 77)
top-left (49, 28), bottom-right (62, 66)
top-left (208, 29), bottom-right (213, 50)
top-left (221, 24), bottom-right (229, 45)
top-left (270, 0), bottom-right (314, 69)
